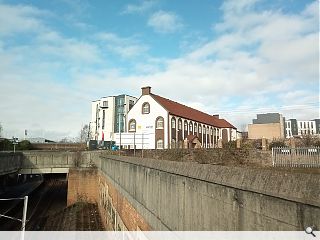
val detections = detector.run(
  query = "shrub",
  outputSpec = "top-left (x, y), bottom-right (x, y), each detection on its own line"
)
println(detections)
top-left (269, 140), bottom-right (286, 150)
top-left (17, 140), bottom-right (31, 150)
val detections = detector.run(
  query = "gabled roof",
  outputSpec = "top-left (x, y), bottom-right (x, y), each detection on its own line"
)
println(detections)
top-left (150, 93), bottom-right (236, 129)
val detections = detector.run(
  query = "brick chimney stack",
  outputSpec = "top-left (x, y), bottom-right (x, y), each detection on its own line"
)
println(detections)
top-left (141, 86), bottom-right (151, 95)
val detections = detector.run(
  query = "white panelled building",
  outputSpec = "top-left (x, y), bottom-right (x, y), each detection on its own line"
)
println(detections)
top-left (90, 94), bottom-right (137, 142)
top-left (285, 119), bottom-right (320, 138)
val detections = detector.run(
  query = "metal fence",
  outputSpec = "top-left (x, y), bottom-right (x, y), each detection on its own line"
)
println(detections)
top-left (272, 147), bottom-right (320, 168)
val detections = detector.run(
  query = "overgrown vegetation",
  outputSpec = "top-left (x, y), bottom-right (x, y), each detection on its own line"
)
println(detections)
top-left (0, 139), bottom-right (32, 151)
top-left (269, 140), bottom-right (286, 150)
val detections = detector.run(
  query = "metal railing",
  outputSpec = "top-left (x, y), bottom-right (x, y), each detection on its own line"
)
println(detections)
top-left (272, 147), bottom-right (320, 168)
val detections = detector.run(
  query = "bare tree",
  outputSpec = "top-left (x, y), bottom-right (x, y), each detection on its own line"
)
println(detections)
top-left (79, 124), bottom-right (91, 143)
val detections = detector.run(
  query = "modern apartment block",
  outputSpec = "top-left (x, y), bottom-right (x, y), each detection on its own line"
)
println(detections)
top-left (90, 94), bottom-right (137, 141)
top-left (285, 119), bottom-right (320, 138)
top-left (248, 113), bottom-right (285, 140)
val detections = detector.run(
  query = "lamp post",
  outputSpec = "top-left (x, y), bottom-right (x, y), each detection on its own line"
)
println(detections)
top-left (118, 103), bottom-right (126, 155)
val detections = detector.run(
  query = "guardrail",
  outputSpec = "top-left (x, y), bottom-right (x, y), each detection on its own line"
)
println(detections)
top-left (272, 147), bottom-right (320, 168)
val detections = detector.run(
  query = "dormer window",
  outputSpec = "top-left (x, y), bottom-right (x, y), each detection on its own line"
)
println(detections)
top-left (142, 102), bottom-right (150, 114)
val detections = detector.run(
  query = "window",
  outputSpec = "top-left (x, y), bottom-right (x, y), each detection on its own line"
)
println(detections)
top-left (102, 101), bottom-right (108, 107)
top-left (129, 100), bottom-right (134, 110)
top-left (203, 126), bottom-right (206, 134)
top-left (142, 102), bottom-right (150, 114)
top-left (102, 110), bottom-right (105, 130)
top-left (194, 123), bottom-right (197, 133)
top-left (156, 117), bottom-right (164, 129)
top-left (178, 119), bottom-right (182, 130)
top-left (199, 125), bottom-right (202, 133)
top-left (189, 122), bottom-right (193, 132)
top-left (128, 119), bottom-right (136, 132)
top-left (157, 139), bottom-right (163, 149)
top-left (171, 118), bottom-right (176, 128)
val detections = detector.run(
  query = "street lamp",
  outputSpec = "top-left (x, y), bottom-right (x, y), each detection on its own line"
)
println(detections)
top-left (12, 137), bottom-right (18, 153)
top-left (118, 103), bottom-right (126, 154)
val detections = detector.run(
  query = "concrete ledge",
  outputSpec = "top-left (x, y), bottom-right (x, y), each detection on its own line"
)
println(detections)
top-left (102, 155), bottom-right (320, 208)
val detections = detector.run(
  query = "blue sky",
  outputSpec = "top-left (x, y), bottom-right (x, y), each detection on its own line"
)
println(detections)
top-left (0, 0), bottom-right (318, 140)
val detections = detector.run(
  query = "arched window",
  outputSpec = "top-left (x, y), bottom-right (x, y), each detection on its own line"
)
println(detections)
top-left (203, 126), bottom-right (206, 134)
top-left (156, 139), bottom-right (163, 149)
top-left (142, 102), bottom-right (150, 114)
top-left (156, 117), bottom-right (164, 129)
top-left (171, 117), bottom-right (176, 128)
top-left (194, 123), bottom-right (197, 133)
top-left (178, 119), bottom-right (182, 130)
top-left (189, 122), bottom-right (193, 132)
top-left (184, 121), bottom-right (188, 131)
top-left (128, 119), bottom-right (136, 132)
top-left (199, 125), bottom-right (202, 133)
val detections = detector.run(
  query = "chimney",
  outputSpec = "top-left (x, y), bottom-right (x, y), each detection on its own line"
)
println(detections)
top-left (141, 86), bottom-right (151, 95)
top-left (213, 114), bottom-right (219, 119)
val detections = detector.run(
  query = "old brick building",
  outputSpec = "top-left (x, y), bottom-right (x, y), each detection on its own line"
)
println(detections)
top-left (122, 86), bottom-right (237, 149)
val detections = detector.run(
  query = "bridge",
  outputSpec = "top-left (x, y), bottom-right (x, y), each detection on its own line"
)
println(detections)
top-left (0, 151), bottom-right (98, 175)
top-left (0, 150), bottom-right (319, 231)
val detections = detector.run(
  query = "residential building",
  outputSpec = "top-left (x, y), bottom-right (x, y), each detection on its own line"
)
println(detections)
top-left (90, 94), bottom-right (137, 141)
top-left (248, 113), bottom-right (285, 140)
top-left (285, 119), bottom-right (320, 138)
top-left (116, 86), bottom-right (237, 149)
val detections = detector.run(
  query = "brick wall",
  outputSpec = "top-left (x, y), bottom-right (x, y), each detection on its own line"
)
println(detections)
top-left (67, 168), bottom-right (99, 205)
top-left (98, 173), bottom-right (151, 231)
top-left (67, 167), bottom-right (151, 231)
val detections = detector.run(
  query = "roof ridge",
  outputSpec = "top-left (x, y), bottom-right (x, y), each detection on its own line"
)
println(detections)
top-left (150, 92), bottom-right (236, 129)
top-left (151, 93), bottom-right (216, 117)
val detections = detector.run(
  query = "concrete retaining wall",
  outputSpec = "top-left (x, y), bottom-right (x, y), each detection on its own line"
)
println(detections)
top-left (20, 151), bottom-right (100, 174)
top-left (98, 155), bottom-right (320, 230)
top-left (0, 152), bottom-right (22, 175)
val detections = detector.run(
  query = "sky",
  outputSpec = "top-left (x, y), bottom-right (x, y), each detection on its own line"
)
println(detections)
top-left (0, 0), bottom-right (319, 141)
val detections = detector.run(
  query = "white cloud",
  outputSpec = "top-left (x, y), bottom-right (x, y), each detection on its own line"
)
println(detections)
top-left (0, 0), bottom-right (318, 140)
top-left (0, 3), bottom-right (47, 36)
top-left (95, 32), bottom-right (149, 58)
top-left (148, 10), bottom-right (183, 33)
top-left (121, 0), bottom-right (157, 14)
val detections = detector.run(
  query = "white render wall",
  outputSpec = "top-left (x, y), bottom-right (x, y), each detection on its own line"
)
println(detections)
top-left (285, 120), bottom-right (317, 138)
top-left (297, 120), bottom-right (317, 136)
top-left (126, 94), bottom-right (168, 149)
top-left (90, 95), bottom-right (137, 142)
top-left (90, 96), bottom-right (116, 141)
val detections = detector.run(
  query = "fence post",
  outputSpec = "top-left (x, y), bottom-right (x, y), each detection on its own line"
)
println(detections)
top-left (272, 147), bottom-right (275, 167)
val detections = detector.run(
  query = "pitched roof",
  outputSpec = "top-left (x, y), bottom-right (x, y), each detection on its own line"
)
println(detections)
top-left (150, 93), bottom-right (236, 129)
